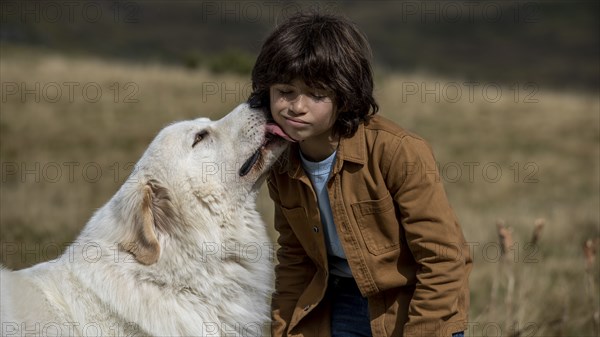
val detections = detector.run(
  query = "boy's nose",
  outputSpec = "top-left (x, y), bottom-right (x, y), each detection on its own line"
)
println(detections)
top-left (289, 94), bottom-right (309, 115)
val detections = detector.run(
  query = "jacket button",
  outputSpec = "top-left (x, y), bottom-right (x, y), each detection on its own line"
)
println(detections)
top-left (312, 226), bottom-right (319, 233)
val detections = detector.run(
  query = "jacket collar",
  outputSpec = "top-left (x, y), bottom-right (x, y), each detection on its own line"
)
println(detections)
top-left (276, 123), bottom-right (367, 179)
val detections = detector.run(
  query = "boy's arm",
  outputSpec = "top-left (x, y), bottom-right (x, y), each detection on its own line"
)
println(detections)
top-left (385, 135), bottom-right (471, 337)
top-left (267, 177), bottom-right (313, 337)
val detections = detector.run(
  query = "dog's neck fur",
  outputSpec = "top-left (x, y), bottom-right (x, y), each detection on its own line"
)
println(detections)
top-left (57, 177), bottom-right (273, 336)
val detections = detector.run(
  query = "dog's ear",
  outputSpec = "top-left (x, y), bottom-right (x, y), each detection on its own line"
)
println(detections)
top-left (122, 180), bottom-right (176, 265)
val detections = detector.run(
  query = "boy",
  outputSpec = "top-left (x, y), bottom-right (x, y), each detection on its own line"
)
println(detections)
top-left (249, 12), bottom-right (471, 337)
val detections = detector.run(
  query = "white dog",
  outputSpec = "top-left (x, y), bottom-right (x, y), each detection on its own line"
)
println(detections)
top-left (1, 103), bottom-right (291, 336)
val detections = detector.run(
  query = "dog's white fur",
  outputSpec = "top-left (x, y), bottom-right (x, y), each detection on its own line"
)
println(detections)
top-left (1, 104), bottom-right (286, 336)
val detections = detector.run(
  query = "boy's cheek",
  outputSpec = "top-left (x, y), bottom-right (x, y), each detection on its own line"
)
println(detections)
top-left (270, 99), bottom-right (285, 115)
top-left (269, 103), bottom-right (283, 124)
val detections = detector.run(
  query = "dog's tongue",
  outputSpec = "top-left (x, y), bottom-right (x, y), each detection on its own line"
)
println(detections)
top-left (266, 124), bottom-right (296, 142)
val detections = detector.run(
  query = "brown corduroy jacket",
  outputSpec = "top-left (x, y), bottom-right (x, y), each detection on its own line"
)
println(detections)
top-left (267, 115), bottom-right (472, 337)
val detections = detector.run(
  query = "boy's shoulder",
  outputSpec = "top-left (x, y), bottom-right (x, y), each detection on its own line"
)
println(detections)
top-left (363, 114), bottom-right (425, 143)
top-left (357, 115), bottom-right (435, 168)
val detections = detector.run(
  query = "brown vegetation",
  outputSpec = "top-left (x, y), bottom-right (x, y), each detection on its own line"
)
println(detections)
top-left (1, 47), bottom-right (598, 336)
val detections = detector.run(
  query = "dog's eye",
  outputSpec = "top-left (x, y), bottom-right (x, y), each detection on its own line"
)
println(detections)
top-left (192, 130), bottom-right (208, 147)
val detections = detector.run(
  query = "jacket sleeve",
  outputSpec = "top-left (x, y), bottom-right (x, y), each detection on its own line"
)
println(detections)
top-left (267, 174), bottom-right (314, 337)
top-left (385, 135), bottom-right (471, 337)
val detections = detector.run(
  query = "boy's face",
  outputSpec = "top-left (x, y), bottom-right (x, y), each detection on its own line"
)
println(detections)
top-left (269, 78), bottom-right (337, 144)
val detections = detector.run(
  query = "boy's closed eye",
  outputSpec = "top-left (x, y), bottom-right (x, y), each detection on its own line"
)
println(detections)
top-left (276, 89), bottom-right (298, 102)
top-left (277, 89), bottom-right (294, 95)
top-left (274, 87), bottom-right (330, 102)
top-left (309, 92), bottom-right (328, 100)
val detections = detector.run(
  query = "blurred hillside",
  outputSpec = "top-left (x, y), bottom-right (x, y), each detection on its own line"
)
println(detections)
top-left (1, 0), bottom-right (598, 90)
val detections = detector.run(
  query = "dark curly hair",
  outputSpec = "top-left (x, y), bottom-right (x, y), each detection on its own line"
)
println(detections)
top-left (248, 12), bottom-right (379, 138)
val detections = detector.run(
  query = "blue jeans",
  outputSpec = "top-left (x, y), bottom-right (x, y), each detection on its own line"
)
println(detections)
top-left (328, 276), bottom-right (372, 337)
top-left (327, 276), bottom-right (465, 337)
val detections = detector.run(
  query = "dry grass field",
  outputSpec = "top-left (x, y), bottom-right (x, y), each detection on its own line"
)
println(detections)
top-left (1, 46), bottom-right (599, 336)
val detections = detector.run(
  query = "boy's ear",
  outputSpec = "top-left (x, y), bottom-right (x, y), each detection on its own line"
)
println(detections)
top-left (121, 180), bottom-right (176, 265)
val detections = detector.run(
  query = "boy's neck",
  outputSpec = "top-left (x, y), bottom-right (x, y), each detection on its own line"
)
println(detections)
top-left (298, 134), bottom-right (339, 162)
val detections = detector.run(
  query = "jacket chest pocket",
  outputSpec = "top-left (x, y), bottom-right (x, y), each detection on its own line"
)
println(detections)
top-left (351, 194), bottom-right (401, 255)
top-left (280, 206), bottom-right (322, 260)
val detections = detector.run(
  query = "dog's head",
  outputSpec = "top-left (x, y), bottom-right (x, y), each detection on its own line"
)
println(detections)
top-left (112, 103), bottom-right (290, 265)
top-left (137, 103), bottom-right (289, 189)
